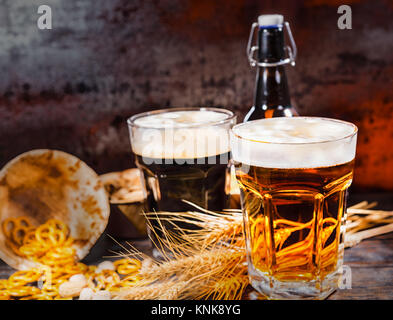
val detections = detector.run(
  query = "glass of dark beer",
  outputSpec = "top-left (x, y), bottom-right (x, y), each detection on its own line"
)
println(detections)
top-left (231, 117), bottom-right (357, 299)
top-left (128, 108), bottom-right (236, 252)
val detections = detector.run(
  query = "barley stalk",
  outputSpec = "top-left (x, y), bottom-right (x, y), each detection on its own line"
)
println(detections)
top-left (114, 200), bottom-right (390, 300)
top-left (116, 280), bottom-right (189, 300)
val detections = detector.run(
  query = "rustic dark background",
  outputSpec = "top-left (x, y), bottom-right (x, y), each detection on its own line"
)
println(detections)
top-left (0, 0), bottom-right (392, 192)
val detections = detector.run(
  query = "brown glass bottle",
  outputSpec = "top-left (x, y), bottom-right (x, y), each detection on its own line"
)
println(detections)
top-left (244, 15), bottom-right (298, 122)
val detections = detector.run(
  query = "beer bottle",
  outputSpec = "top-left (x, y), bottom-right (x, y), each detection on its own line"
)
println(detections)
top-left (244, 14), bottom-right (298, 122)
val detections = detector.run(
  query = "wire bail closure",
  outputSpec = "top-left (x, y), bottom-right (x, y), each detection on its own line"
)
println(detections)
top-left (247, 21), bottom-right (297, 68)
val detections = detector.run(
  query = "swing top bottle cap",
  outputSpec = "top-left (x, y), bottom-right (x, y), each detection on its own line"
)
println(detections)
top-left (258, 14), bottom-right (284, 27)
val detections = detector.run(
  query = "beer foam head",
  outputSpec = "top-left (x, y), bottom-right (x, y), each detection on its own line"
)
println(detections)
top-left (129, 109), bottom-right (236, 159)
top-left (133, 110), bottom-right (229, 128)
top-left (231, 117), bottom-right (357, 169)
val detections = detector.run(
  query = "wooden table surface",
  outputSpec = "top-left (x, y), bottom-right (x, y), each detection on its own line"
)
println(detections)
top-left (328, 193), bottom-right (393, 300)
top-left (1, 192), bottom-right (392, 300)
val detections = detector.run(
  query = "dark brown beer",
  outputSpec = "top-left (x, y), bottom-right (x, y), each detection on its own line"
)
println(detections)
top-left (136, 153), bottom-right (231, 213)
top-left (128, 108), bottom-right (236, 252)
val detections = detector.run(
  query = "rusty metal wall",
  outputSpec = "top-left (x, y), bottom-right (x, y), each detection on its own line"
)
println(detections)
top-left (0, 0), bottom-right (392, 192)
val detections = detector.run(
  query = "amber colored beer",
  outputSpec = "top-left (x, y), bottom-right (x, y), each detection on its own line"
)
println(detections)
top-left (231, 117), bottom-right (358, 299)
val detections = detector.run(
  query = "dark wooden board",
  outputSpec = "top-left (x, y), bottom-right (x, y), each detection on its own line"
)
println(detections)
top-left (329, 236), bottom-right (393, 299)
top-left (329, 193), bottom-right (393, 299)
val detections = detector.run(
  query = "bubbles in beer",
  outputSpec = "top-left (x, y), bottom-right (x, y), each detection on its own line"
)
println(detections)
top-left (231, 117), bottom-right (357, 169)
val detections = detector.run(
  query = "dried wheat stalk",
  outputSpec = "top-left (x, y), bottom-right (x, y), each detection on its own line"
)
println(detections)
top-left (345, 201), bottom-right (393, 247)
top-left (114, 200), bottom-right (393, 300)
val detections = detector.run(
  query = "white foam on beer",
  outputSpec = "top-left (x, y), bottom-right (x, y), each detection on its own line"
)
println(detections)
top-left (231, 117), bottom-right (357, 169)
top-left (131, 110), bottom-right (234, 159)
top-left (133, 110), bottom-right (228, 128)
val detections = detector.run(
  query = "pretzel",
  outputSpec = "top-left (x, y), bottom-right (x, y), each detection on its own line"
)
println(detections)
top-left (114, 258), bottom-right (141, 275)
top-left (2, 218), bottom-right (16, 239)
top-left (0, 292), bottom-right (10, 300)
top-left (8, 269), bottom-right (42, 287)
top-left (19, 294), bottom-right (52, 300)
top-left (118, 274), bottom-right (141, 286)
top-left (6, 286), bottom-right (41, 297)
top-left (5, 239), bottom-right (24, 257)
top-left (15, 217), bottom-right (32, 228)
top-left (1, 217), bottom-right (142, 300)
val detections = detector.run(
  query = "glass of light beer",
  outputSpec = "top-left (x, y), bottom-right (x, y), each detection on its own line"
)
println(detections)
top-left (128, 108), bottom-right (236, 252)
top-left (231, 117), bottom-right (357, 299)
